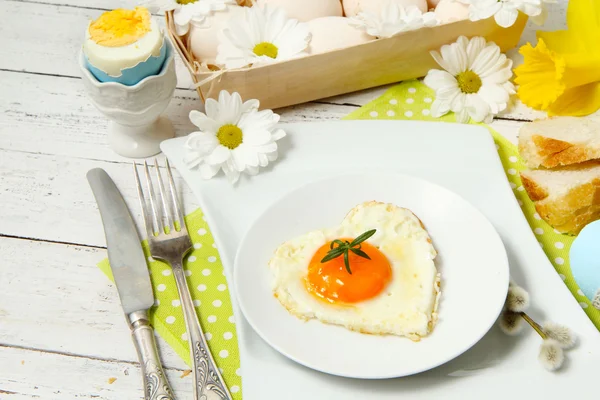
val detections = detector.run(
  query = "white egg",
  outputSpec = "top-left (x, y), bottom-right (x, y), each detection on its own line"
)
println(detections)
top-left (307, 17), bottom-right (373, 55)
top-left (434, 0), bottom-right (469, 23)
top-left (343, 0), bottom-right (428, 17)
top-left (270, 201), bottom-right (440, 340)
top-left (259, 0), bottom-right (343, 21)
top-left (189, 5), bottom-right (246, 66)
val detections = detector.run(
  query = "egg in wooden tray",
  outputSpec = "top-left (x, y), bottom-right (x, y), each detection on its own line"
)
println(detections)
top-left (269, 201), bottom-right (441, 341)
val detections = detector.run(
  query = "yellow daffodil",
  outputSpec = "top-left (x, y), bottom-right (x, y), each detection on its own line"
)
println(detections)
top-left (514, 0), bottom-right (600, 116)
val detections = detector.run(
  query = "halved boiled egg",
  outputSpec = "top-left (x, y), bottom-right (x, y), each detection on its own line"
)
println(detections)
top-left (269, 201), bottom-right (440, 341)
top-left (83, 7), bottom-right (166, 85)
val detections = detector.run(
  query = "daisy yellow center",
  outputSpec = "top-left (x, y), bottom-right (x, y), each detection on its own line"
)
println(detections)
top-left (456, 70), bottom-right (482, 94)
top-left (253, 42), bottom-right (279, 59)
top-left (217, 124), bottom-right (243, 149)
top-left (176, 0), bottom-right (198, 4)
top-left (88, 7), bottom-right (151, 47)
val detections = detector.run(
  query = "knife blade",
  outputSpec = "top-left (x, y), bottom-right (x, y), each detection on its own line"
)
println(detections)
top-left (87, 168), bottom-right (175, 400)
top-left (87, 168), bottom-right (154, 314)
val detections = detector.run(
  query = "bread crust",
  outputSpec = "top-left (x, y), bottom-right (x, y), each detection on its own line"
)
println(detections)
top-left (519, 118), bottom-right (600, 168)
top-left (528, 177), bottom-right (600, 234)
top-left (520, 172), bottom-right (549, 201)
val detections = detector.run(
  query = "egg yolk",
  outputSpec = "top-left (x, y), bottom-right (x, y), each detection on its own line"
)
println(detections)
top-left (89, 7), bottom-right (151, 47)
top-left (305, 240), bottom-right (392, 304)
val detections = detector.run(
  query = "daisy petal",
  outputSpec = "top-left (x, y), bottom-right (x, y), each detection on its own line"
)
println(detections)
top-left (243, 129), bottom-right (273, 145)
top-left (189, 110), bottom-right (220, 132)
top-left (204, 98), bottom-right (221, 120)
top-left (465, 94), bottom-right (491, 123)
top-left (455, 108), bottom-right (470, 123)
top-left (466, 37), bottom-right (486, 66)
top-left (199, 163), bottom-right (220, 180)
top-left (430, 99), bottom-right (451, 117)
top-left (185, 131), bottom-right (218, 154)
top-left (206, 145), bottom-right (231, 164)
top-left (494, 7), bottom-right (519, 28)
top-left (231, 148), bottom-right (247, 172)
top-left (223, 163), bottom-right (240, 184)
top-left (424, 70), bottom-right (457, 91)
top-left (478, 84), bottom-right (510, 107)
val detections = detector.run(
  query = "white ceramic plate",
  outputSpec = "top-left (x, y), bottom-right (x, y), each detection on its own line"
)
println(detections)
top-left (234, 173), bottom-right (509, 379)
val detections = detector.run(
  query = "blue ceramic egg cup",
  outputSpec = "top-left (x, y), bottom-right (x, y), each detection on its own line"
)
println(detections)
top-left (85, 39), bottom-right (167, 86)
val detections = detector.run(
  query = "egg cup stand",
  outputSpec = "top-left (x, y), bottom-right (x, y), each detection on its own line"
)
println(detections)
top-left (79, 40), bottom-right (177, 158)
top-left (166, 10), bottom-right (527, 110)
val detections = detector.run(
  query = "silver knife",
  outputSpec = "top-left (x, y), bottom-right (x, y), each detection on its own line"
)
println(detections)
top-left (87, 168), bottom-right (175, 400)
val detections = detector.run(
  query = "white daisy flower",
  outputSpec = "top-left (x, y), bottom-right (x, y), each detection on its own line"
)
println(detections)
top-left (460, 0), bottom-right (550, 28)
top-left (349, 2), bottom-right (437, 39)
top-left (184, 91), bottom-right (286, 184)
top-left (424, 36), bottom-right (515, 124)
top-left (146, 0), bottom-right (237, 35)
top-left (459, 0), bottom-right (520, 28)
top-left (215, 3), bottom-right (311, 69)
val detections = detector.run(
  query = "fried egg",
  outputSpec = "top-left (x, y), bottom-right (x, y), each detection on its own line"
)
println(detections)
top-left (269, 201), bottom-right (440, 340)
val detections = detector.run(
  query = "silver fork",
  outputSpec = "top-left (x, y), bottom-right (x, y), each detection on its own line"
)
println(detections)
top-left (134, 159), bottom-right (233, 400)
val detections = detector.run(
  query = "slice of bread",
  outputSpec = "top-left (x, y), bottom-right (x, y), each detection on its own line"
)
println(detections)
top-left (520, 162), bottom-right (600, 235)
top-left (519, 117), bottom-right (600, 169)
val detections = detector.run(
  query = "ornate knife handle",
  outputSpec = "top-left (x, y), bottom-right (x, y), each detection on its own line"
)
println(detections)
top-left (171, 259), bottom-right (233, 400)
top-left (130, 311), bottom-right (176, 400)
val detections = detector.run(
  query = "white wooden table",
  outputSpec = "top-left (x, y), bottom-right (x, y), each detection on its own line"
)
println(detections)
top-left (0, 1), bottom-right (569, 398)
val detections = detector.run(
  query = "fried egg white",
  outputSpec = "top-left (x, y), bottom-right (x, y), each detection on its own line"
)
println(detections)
top-left (269, 201), bottom-right (440, 340)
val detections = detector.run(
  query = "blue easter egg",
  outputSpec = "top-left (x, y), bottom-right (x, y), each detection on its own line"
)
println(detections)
top-left (85, 39), bottom-right (168, 86)
top-left (570, 219), bottom-right (600, 303)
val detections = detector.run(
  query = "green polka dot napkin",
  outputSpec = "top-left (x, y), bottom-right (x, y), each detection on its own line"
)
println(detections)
top-left (344, 80), bottom-right (600, 329)
top-left (97, 209), bottom-right (242, 398)
top-left (97, 80), bottom-right (599, 397)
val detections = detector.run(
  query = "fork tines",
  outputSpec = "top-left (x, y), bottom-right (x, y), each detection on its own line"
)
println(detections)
top-left (133, 159), bottom-right (186, 237)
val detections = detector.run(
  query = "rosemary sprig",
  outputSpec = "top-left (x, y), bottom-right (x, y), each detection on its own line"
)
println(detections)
top-left (320, 229), bottom-right (376, 274)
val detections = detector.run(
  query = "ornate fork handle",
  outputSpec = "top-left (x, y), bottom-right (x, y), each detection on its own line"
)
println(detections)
top-left (171, 259), bottom-right (233, 400)
top-left (130, 311), bottom-right (176, 400)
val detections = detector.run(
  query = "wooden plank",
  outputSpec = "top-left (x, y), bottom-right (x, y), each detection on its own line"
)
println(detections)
top-left (0, 70), bottom-right (356, 163)
top-left (0, 236), bottom-right (187, 369)
top-left (0, 345), bottom-right (194, 399)
top-left (0, 149), bottom-right (198, 246)
top-left (10, 0), bottom-right (140, 10)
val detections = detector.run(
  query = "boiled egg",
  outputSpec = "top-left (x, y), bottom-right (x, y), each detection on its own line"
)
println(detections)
top-left (259, 0), bottom-right (343, 21)
top-left (343, 0), bottom-right (428, 17)
top-left (307, 17), bottom-right (373, 55)
top-left (269, 201), bottom-right (440, 340)
top-left (434, 0), bottom-right (469, 23)
top-left (83, 7), bottom-right (166, 85)
top-left (189, 5), bottom-right (246, 66)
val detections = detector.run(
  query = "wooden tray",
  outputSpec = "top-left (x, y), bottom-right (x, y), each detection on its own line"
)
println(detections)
top-left (166, 8), bottom-right (527, 109)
